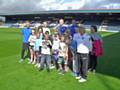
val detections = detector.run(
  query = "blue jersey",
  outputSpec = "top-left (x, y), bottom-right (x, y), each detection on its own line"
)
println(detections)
top-left (21, 28), bottom-right (32, 43)
top-left (57, 25), bottom-right (67, 35)
top-left (69, 24), bottom-right (77, 37)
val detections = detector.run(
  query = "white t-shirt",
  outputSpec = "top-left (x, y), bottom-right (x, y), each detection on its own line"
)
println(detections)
top-left (28, 35), bottom-right (36, 46)
top-left (41, 40), bottom-right (52, 55)
top-left (52, 37), bottom-right (60, 50)
top-left (74, 33), bottom-right (91, 54)
top-left (59, 42), bottom-right (67, 57)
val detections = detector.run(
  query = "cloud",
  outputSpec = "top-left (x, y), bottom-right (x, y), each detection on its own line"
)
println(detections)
top-left (0, 0), bottom-right (120, 13)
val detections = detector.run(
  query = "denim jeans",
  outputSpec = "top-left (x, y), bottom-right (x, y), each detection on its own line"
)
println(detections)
top-left (77, 53), bottom-right (89, 79)
top-left (40, 54), bottom-right (51, 70)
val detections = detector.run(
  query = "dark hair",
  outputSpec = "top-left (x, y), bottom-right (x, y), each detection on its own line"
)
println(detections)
top-left (91, 25), bottom-right (97, 32)
top-left (45, 31), bottom-right (49, 35)
top-left (38, 26), bottom-right (43, 33)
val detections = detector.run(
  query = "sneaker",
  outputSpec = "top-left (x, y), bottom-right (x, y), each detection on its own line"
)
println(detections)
top-left (35, 63), bottom-right (38, 67)
top-left (37, 64), bottom-right (41, 68)
top-left (58, 69), bottom-right (64, 75)
top-left (76, 76), bottom-right (81, 80)
top-left (93, 69), bottom-right (96, 73)
top-left (58, 71), bottom-right (64, 75)
top-left (28, 60), bottom-right (32, 64)
top-left (19, 59), bottom-right (23, 63)
top-left (32, 61), bottom-right (36, 64)
top-left (78, 78), bottom-right (87, 83)
top-left (50, 66), bottom-right (55, 69)
top-left (28, 58), bottom-right (30, 62)
top-left (88, 69), bottom-right (91, 72)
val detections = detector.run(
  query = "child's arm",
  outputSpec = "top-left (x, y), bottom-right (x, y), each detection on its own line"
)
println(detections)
top-left (47, 40), bottom-right (52, 49)
top-left (28, 36), bottom-right (34, 43)
top-left (28, 36), bottom-right (31, 42)
top-left (64, 46), bottom-right (68, 61)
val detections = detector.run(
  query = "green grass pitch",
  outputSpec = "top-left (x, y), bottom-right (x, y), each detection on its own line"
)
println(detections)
top-left (0, 28), bottom-right (120, 90)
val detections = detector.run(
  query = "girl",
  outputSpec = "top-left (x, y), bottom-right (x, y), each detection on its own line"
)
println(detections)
top-left (28, 29), bottom-right (37, 64)
top-left (89, 25), bottom-right (103, 73)
top-left (34, 32), bottom-right (42, 67)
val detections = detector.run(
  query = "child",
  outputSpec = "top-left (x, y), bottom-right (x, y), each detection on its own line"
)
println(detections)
top-left (34, 32), bottom-right (42, 68)
top-left (35, 26), bottom-right (43, 68)
top-left (28, 29), bottom-right (37, 64)
top-left (42, 22), bottom-right (51, 35)
top-left (58, 35), bottom-right (68, 75)
top-left (52, 33), bottom-right (60, 69)
top-left (39, 33), bottom-right (52, 72)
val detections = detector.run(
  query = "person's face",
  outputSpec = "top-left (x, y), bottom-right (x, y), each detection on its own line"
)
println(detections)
top-left (72, 20), bottom-right (76, 24)
top-left (43, 22), bottom-right (47, 27)
top-left (32, 30), bottom-right (35, 35)
top-left (39, 28), bottom-right (42, 33)
top-left (61, 36), bottom-right (64, 42)
top-left (91, 27), bottom-right (95, 33)
top-left (79, 29), bottom-right (85, 35)
top-left (59, 19), bottom-right (64, 25)
top-left (26, 22), bottom-right (30, 28)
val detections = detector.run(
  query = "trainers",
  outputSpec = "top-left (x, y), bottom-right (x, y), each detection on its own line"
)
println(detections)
top-left (58, 70), bottom-right (65, 75)
top-left (93, 69), bottom-right (96, 73)
top-left (50, 66), bottom-right (55, 69)
top-left (28, 58), bottom-right (30, 62)
top-left (58, 71), bottom-right (64, 75)
top-left (37, 64), bottom-right (41, 68)
top-left (78, 78), bottom-right (87, 83)
top-left (88, 69), bottom-right (91, 72)
top-left (35, 63), bottom-right (38, 67)
top-left (76, 76), bottom-right (81, 80)
top-left (19, 59), bottom-right (23, 63)
top-left (32, 61), bottom-right (36, 64)
top-left (28, 61), bottom-right (32, 64)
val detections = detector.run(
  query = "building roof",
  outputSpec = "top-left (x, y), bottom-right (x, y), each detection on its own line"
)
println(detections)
top-left (0, 9), bottom-right (120, 16)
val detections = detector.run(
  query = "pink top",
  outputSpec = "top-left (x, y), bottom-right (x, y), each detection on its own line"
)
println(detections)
top-left (92, 40), bottom-right (103, 57)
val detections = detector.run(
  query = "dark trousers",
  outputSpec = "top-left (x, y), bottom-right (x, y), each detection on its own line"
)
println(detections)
top-left (77, 53), bottom-right (89, 79)
top-left (21, 43), bottom-right (30, 59)
top-left (89, 54), bottom-right (97, 71)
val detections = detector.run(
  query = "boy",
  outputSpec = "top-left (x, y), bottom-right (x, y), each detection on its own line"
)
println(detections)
top-left (39, 33), bottom-right (52, 72)
top-left (52, 33), bottom-right (60, 69)
top-left (58, 35), bottom-right (68, 75)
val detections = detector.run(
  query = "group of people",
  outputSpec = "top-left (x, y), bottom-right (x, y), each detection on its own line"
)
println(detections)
top-left (20, 19), bottom-right (103, 83)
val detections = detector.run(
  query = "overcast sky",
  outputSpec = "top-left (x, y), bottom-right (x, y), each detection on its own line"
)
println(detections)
top-left (0, 0), bottom-right (120, 13)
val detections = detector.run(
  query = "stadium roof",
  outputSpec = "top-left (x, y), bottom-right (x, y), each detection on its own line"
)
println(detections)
top-left (0, 9), bottom-right (120, 16)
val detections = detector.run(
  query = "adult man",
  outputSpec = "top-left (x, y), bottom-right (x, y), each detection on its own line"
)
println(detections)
top-left (56, 19), bottom-right (67, 35)
top-left (69, 20), bottom-right (78, 38)
top-left (73, 25), bottom-right (92, 83)
top-left (20, 21), bottom-right (32, 63)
